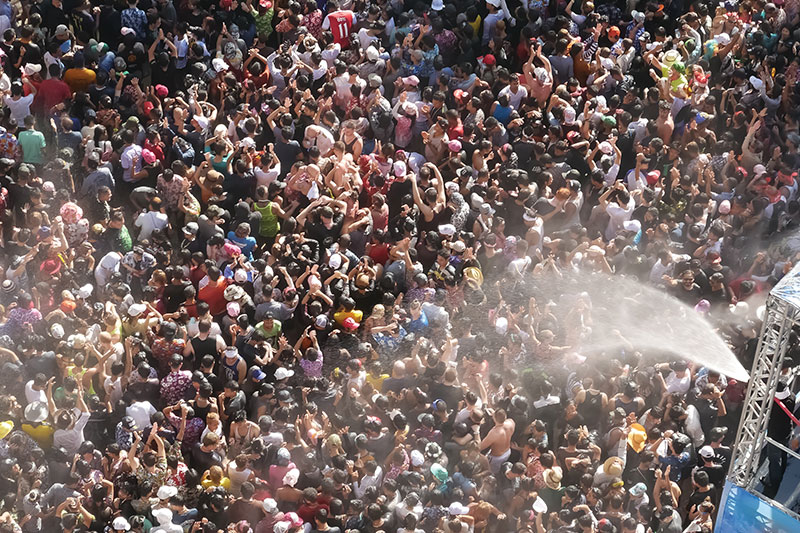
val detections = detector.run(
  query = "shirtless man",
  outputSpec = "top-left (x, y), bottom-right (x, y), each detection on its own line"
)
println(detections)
top-left (480, 409), bottom-right (515, 474)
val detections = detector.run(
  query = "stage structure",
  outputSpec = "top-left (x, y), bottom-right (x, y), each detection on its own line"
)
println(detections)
top-left (722, 263), bottom-right (800, 529)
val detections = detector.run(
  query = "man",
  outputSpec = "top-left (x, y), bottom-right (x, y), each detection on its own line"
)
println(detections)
top-left (322, 0), bottom-right (356, 48)
top-left (80, 151), bottom-right (114, 199)
top-left (134, 197), bottom-right (169, 241)
top-left (160, 354), bottom-right (192, 406)
top-left (764, 384), bottom-right (795, 490)
top-left (17, 114), bottom-right (45, 166)
top-left (480, 409), bottom-right (515, 474)
top-left (120, 128), bottom-right (143, 190)
top-left (121, 0), bottom-right (147, 39)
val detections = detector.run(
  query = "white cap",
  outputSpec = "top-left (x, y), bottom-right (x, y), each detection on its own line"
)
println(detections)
top-left (365, 46), bottom-right (379, 61)
top-left (448, 502), bottom-right (470, 515)
top-left (749, 76), bottom-right (764, 91)
top-left (599, 141), bottom-right (613, 154)
top-left (212, 58), bottom-right (229, 72)
top-left (328, 253), bottom-right (342, 269)
top-left (393, 160), bottom-right (407, 177)
top-left (716, 33), bottom-right (730, 46)
top-left (127, 303), bottom-right (147, 317)
top-left (275, 367), bottom-right (295, 380)
top-left (77, 284), bottom-right (93, 299)
top-left (698, 445), bottom-right (715, 459)
top-left (486, 0), bottom-right (500, 6)
top-left (112, 517), bottom-right (131, 531)
top-left (157, 485), bottom-right (178, 500)
top-left (262, 498), bottom-right (278, 514)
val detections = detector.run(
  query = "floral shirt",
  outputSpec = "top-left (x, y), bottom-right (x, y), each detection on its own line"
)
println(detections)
top-left (0, 128), bottom-right (20, 160)
top-left (168, 413), bottom-right (205, 448)
top-left (252, 7), bottom-right (275, 39)
top-left (157, 174), bottom-right (187, 211)
top-left (135, 457), bottom-right (168, 486)
top-left (160, 370), bottom-right (193, 406)
top-left (304, 10), bottom-right (323, 39)
top-left (300, 353), bottom-right (324, 378)
top-left (149, 333), bottom-right (187, 375)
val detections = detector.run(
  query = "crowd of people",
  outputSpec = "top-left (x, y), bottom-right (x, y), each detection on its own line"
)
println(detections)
top-left (0, 0), bottom-right (800, 531)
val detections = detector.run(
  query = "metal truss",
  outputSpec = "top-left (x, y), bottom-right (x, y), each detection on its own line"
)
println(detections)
top-left (729, 264), bottom-right (800, 489)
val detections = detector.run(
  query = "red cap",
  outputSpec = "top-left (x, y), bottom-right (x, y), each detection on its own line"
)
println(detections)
top-left (566, 130), bottom-right (581, 143)
top-left (41, 258), bottom-right (62, 275)
top-left (482, 54), bottom-right (496, 66)
top-left (608, 26), bottom-right (620, 38)
top-left (343, 317), bottom-right (359, 330)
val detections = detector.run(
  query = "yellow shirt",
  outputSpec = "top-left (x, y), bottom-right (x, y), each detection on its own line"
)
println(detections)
top-left (333, 309), bottom-right (363, 326)
top-left (201, 476), bottom-right (231, 490)
top-left (22, 422), bottom-right (54, 448)
top-left (366, 373), bottom-right (389, 391)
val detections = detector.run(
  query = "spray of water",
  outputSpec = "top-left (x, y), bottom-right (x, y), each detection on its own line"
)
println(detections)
top-left (507, 270), bottom-right (750, 381)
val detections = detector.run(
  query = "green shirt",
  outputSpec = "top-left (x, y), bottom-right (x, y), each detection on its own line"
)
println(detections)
top-left (18, 129), bottom-right (46, 164)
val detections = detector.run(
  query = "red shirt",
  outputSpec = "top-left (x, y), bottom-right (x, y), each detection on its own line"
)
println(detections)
top-left (33, 78), bottom-right (71, 114)
top-left (198, 279), bottom-right (229, 316)
top-left (325, 11), bottom-right (355, 47)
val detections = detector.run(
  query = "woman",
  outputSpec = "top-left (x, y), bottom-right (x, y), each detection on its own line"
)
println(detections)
top-left (82, 125), bottom-right (112, 168)
top-left (422, 117), bottom-right (449, 164)
top-left (391, 95), bottom-right (417, 149)
top-left (200, 465), bottom-right (230, 491)
top-left (227, 410), bottom-right (259, 458)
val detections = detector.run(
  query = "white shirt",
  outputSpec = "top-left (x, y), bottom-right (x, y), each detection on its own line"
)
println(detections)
top-left (499, 85), bottom-right (528, 110)
top-left (604, 197), bottom-right (634, 240)
top-left (135, 210), bottom-right (169, 241)
top-left (25, 381), bottom-right (46, 404)
top-left (254, 164), bottom-right (280, 188)
top-left (126, 401), bottom-right (157, 430)
top-left (4, 94), bottom-right (33, 123)
top-left (95, 251), bottom-right (121, 286)
top-left (120, 144), bottom-right (143, 183)
top-left (53, 410), bottom-right (90, 455)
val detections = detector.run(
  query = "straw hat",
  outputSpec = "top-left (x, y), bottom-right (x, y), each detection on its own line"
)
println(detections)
top-left (543, 468), bottom-right (563, 490)
top-left (603, 456), bottom-right (624, 477)
top-left (627, 423), bottom-right (648, 453)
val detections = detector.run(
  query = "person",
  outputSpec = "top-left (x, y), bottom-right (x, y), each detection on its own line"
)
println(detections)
top-left (0, 1), bottom-right (794, 532)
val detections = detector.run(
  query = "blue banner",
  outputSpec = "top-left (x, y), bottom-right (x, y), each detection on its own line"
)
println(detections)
top-left (716, 482), bottom-right (800, 532)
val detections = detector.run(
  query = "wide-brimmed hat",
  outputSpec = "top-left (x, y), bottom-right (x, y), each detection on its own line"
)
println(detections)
top-left (627, 423), bottom-right (648, 453)
top-left (24, 401), bottom-right (48, 423)
top-left (543, 468), bottom-right (562, 490)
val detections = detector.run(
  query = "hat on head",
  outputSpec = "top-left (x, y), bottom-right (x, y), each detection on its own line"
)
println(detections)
top-left (112, 517), bottom-right (131, 531)
top-left (367, 73), bottom-right (382, 88)
top-left (121, 416), bottom-right (137, 430)
top-left (365, 46), bottom-right (379, 61)
top-left (486, 0), bottom-right (500, 7)
top-left (142, 149), bottom-right (156, 165)
top-left (448, 502), bottom-right (470, 515)
top-left (120, 27), bottom-right (135, 36)
top-left (24, 401), bottom-right (48, 423)
top-left (438, 224), bottom-right (456, 237)
top-left (0, 421), bottom-right (13, 440)
top-left (342, 317), bottom-right (359, 331)
top-left (402, 75), bottom-right (420, 86)
top-left (716, 33), bottom-right (731, 46)
top-left (627, 423), bottom-right (647, 453)
top-left (410, 449), bottom-right (424, 466)
top-left (393, 160), bottom-right (407, 177)
top-left (448, 140), bottom-right (462, 152)
top-left (431, 463), bottom-right (448, 482)
top-left (275, 367), bottom-right (295, 380)
top-left (431, 0), bottom-right (444, 10)
top-left (543, 468), bottom-right (562, 490)
top-left (128, 303), bottom-right (147, 317)
top-left (315, 314), bottom-right (329, 328)
top-left (250, 366), bottom-right (266, 380)
top-left (482, 54), bottom-right (497, 66)
top-left (23, 64), bottom-right (42, 77)
top-left (55, 24), bottom-right (69, 38)
top-left (663, 50), bottom-right (680, 67)
top-left (157, 485), bottom-right (178, 500)
top-left (603, 456), bottom-right (624, 477)
top-left (749, 76), bottom-right (764, 91)
top-left (226, 301), bottom-right (241, 317)
top-left (718, 199), bottom-right (731, 214)
top-left (212, 58), bottom-right (229, 72)
top-left (262, 498), bottom-right (278, 514)
top-left (775, 387), bottom-right (792, 401)
top-left (224, 285), bottom-right (246, 302)
top-left (698, 445), bottom-right (715, 459)
top-left (183, 222), bottom-right (199, 235)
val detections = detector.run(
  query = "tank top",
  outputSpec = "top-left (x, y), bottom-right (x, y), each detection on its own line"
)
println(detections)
top-left (615, 396), bottom-right (638, 416)
top-left (578, 390), bottom-right (603, 428)
top-left (222, 355), bottom-right (244, 383)
top-left (254, 202), bottom-right (280, 238)
top-left (343, 133), bottom-right (360, 154)
top-left (190, 336), bottom-right (218, 370)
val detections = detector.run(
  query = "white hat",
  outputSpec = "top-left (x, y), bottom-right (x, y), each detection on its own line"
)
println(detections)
top-left (23, 63), bottom-right (42, 77)
top-left (431, 0), bottom-right (444, 9)
top-left (262, 498), bottom-right (278, 514)
top-left (776, 388), bottom-right (792, 400)
top-left (127, 303), bottom-right (147, 317)
top-left (365, 46), bottom-right (379, 61)
top-left (448, 502), bottom-right (470, 515)
top-left (716, 33), bottom-right (731, 46)
top-left (212, 58), bottom-right (229, 72)
top-left (393, 160), bottom-right (407, 177)
top-left (120, 27), bottom-right (135, 36)
top-left (631, 10), bottom-right (645, 23)
top-left (753, 164), bottom-right (767, 177)
top-left (532, 496), bottom-right (548, 514)
top-left (151, 508), bottom-right (172, 526)
top-left (486, 0), bottom-right (500, 6)
top-left (599, 141), bottom-right (613, 154)
top-left (410, 449), bottom-right (424, 466)
top-left (234, 269), bottom-right (248, 283)
top-left (77, 284), bottom-right (93, 299)
top-left (698, 446), bottom-right (715, 459)
top-left (495, 316), bottom-right (508, 335)
top-left (157, 485), bottom-right (178, 500)
top-left (329, 253), bottom-right (342, 269)
top-left (192, 115), bottom-right (209, 131)
top-left (50, 323), bottom-right (65, 339)
top-left (563, 106), bottom-right (576, 125)
top-left (438, 224), bottom-right (456, 237)
top-left (275, 367), bottom-right (295, 380)
top-left (112, 517), bottom-right (131, 531)
top-left (224, 346), bottom-right (239, 358)
top-left (663, 50), bottom-right (680, 66)
top-left (749, 76), bottom-right (764, 91)
top-left (622, 220), bottom-right (641, 233)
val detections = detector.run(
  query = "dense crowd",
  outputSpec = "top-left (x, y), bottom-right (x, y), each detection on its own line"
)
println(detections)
top-left (0, 0), bottom-right (800, 531)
